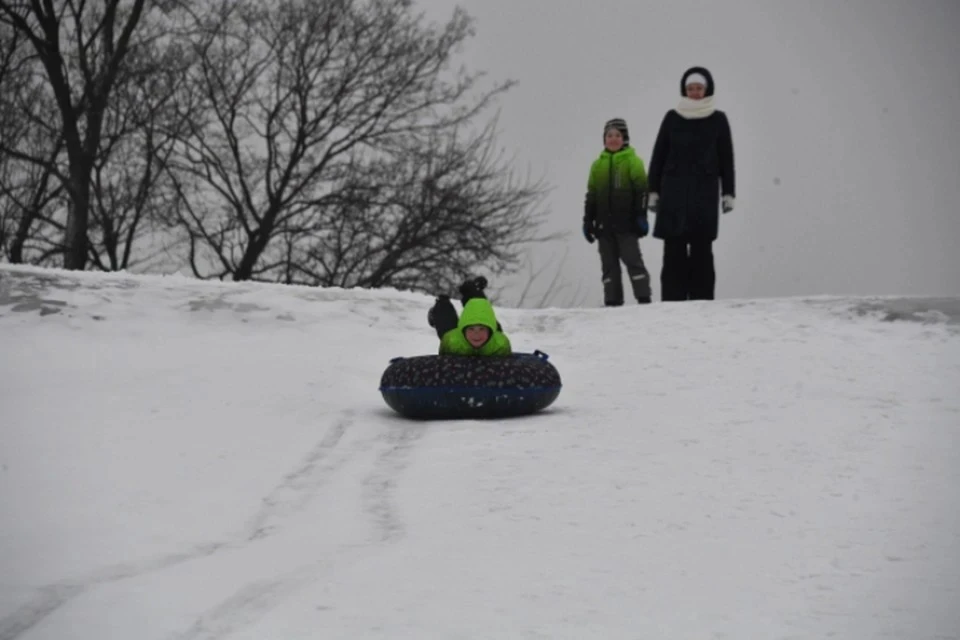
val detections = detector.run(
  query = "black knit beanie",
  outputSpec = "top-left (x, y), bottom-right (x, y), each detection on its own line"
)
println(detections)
top-left (603, 118), bottom-right (629, 144)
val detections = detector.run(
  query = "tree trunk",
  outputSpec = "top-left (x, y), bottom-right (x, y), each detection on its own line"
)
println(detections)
top-left (233, 222), bottom-right (273, 281)
top-left (63, 181), bottom-right (90, 270)
top-left (9, 211), bottom-right (35, 263)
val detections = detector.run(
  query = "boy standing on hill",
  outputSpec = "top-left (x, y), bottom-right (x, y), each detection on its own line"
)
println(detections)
top-left (582, 117), bottom-right (652, 306)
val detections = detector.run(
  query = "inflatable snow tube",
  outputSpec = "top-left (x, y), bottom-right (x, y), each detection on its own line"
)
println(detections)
top-left (379, 351), bottom-right (562, 420)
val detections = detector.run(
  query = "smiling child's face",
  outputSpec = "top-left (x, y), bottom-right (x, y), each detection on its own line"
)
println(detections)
top-left (465, 325), bottom-right (491, 348)
top-left (604, 128), bottom-right (624, 152)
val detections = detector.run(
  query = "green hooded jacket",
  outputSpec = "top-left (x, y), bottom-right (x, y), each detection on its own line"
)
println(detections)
top-left (439, 298), bottom-right (512, 357)
top-left (584, 145), bottom-right (648, 234)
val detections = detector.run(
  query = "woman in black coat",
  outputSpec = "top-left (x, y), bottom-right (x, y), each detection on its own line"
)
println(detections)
top-left (647, 66), bottom-right (736, 301)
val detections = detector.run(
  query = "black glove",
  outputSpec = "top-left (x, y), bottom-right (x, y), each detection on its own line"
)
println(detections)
top-left (636, 215), bottom-right (649, 238)
top-left (459, 276), bottom-right (488, 305)
top-left (583, 219), bottom-right (595, 244)
top-left (428, 294), bottom-right (458, 338)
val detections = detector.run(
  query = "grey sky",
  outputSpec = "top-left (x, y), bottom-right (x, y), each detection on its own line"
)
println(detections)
top-left (416, 0), bottom-right (960, 307)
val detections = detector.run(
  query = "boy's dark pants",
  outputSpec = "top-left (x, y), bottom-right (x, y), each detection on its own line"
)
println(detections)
top-left (661, 236), bottom-right (715, 301)
top-left (597, 233), bottom-right (651, 306)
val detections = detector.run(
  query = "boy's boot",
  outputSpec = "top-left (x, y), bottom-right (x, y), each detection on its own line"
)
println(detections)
top-left (459, 276), bottom-right (488, 304)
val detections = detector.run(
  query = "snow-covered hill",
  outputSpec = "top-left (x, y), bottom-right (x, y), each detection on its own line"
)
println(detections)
top-left (1, 265), bottom-right (958, 639)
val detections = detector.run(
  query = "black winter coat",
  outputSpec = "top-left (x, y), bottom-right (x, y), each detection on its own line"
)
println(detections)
top-left (648, 110), bottom-right (735, 241)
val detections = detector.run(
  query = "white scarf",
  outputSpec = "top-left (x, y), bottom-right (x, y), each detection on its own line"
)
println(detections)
top-left (675, 95), bottom-right (716, 119)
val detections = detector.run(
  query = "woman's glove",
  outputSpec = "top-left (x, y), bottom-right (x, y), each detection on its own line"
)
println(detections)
top-left (722, 195), bottom-right (735, 213)
top-left (647, 193), bottom-right (659, 213)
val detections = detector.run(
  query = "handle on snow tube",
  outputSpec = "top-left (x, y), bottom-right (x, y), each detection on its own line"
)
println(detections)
top-left (533, 350), bottom-right (549, 360)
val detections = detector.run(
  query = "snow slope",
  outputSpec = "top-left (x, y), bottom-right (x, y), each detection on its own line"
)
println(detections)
top-left (1, 265), bottom-right (958, 639)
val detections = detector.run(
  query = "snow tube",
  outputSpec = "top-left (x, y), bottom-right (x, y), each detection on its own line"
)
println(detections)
top-left (379, 350), bottom-right (562, 420)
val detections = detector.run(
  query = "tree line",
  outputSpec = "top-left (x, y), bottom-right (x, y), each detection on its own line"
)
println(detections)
top-left (0, 0), bottom-right (554, 298)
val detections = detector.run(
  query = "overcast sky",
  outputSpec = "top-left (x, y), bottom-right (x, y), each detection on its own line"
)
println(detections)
top-left (416, 0), bottom-right (960, 307)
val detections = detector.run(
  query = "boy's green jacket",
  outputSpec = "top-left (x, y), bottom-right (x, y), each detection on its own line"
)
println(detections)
top-left (584, 145), bottom-right (648, 235)
top-left (440, 298), bottom-right (512, 356)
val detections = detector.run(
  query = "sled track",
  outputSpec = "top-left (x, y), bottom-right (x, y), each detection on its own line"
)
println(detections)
top-left (175, 415), bottom-right (428, 639)
top-left (0, 542), bottom-right (226, 640)
top-left (245, 411), bottom-right (355, 541)
top-left (363, 421), bottom-right (429, 543)
top-left (0, 414), bottom-right (360, 640)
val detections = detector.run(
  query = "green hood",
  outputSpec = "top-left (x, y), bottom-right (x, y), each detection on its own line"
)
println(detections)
top-left (438, 297), bottom-right (512, 357)
top-left (458, 298), bottom-right (498, 333)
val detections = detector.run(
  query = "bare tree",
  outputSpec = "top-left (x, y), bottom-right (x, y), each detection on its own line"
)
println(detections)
top-left (0, 0), bottom-right (149, 270)
top-left (166, 0), bottom-right (542, 286)
top-left (271, 119), bottom-right (554, 294)
top-left (85, 18), bottom-right (194, 271)
top-left (0, 141), bottom-right (66, 264)
top-left (0, 18), bottom-right (64, 263)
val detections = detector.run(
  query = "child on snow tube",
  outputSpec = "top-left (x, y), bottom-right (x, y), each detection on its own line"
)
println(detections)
top-left (427, 276), bottom-right (512, 357)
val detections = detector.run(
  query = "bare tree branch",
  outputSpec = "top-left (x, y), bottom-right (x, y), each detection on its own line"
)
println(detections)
top-left (508, 243), bottom-right (591, 309)
top-left (0, 0), bottom-right (149, 269)
top-left (85, 12), bottom-right (194, 271)
top-left (167, 0), bottom-right (527, 283)
top-left (269, 117), bottom-right (557, 295)
top-left (0, 17), bottom-right (65, 264)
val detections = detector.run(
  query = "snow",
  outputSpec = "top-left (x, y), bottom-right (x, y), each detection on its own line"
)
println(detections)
top-left (1, 264), bottom-right (959, 639)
